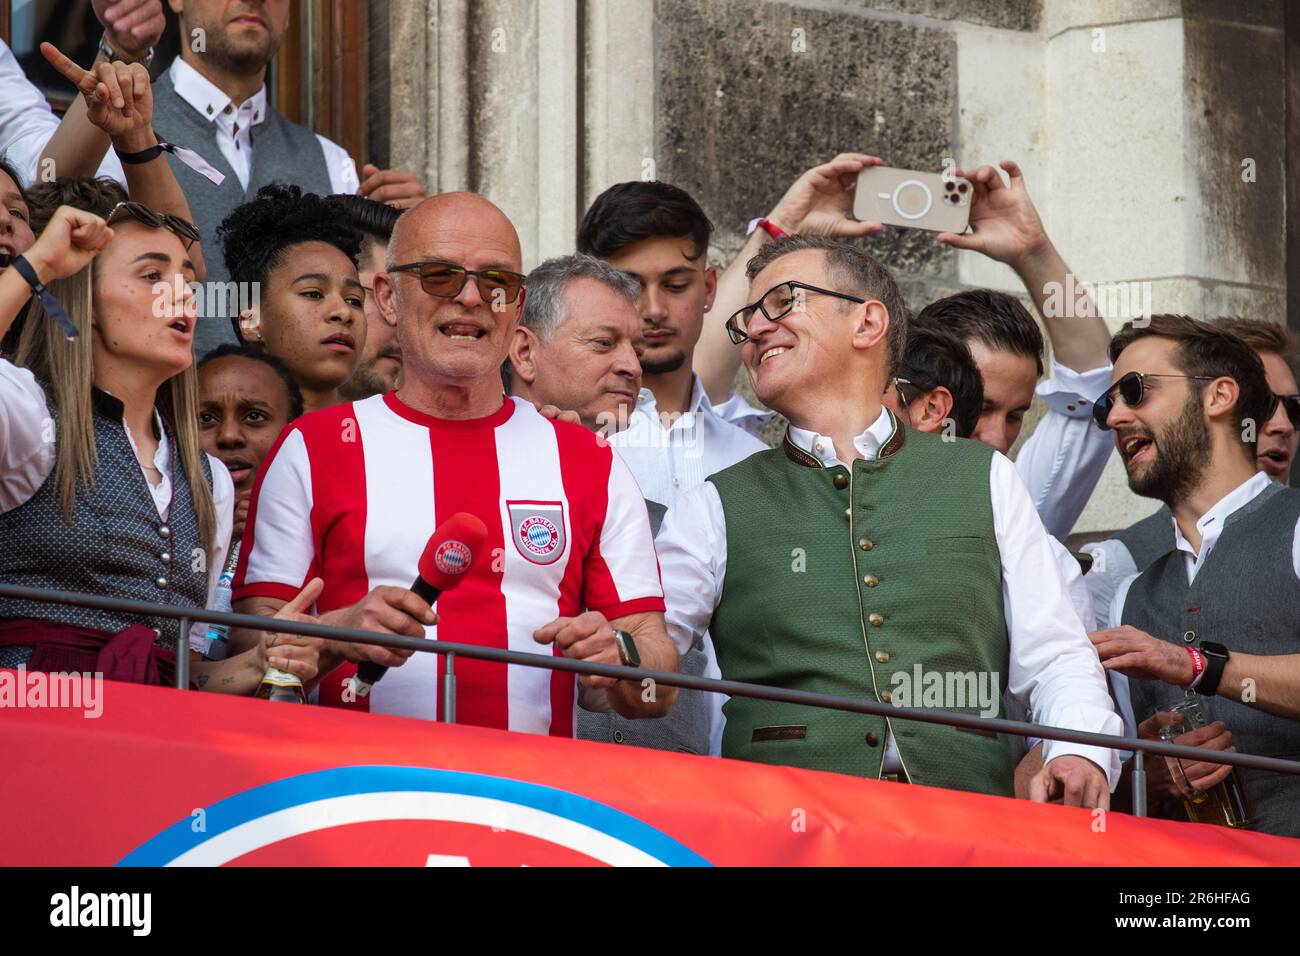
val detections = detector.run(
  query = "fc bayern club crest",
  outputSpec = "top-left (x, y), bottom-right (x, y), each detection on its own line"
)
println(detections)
top-left (507, 501), bottom-right (566, 565)
top-left (434, 539), bottom-right (472, 576)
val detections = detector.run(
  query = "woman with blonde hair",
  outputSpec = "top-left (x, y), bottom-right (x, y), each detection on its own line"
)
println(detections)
top-left (0, 200), bottom-right (321, 691)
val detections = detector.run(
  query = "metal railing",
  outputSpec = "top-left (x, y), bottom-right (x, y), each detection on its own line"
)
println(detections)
top-left (2, 581), bottom-right (1299, 821)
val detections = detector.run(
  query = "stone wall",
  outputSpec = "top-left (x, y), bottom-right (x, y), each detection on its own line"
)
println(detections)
top-left (377, 0), bottom-right (1289, 539)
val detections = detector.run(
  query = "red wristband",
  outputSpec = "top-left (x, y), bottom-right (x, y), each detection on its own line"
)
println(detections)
top-left (1184, 646), bottom-right (1206, 688)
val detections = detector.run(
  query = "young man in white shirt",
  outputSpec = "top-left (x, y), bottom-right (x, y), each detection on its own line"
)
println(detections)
top-left (576, 181), bottom-right (768, 756)
top-left (695, 155), bottom-right (1114, 542)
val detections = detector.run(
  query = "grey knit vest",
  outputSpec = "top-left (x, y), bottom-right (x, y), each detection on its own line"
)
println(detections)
top-left (1115, 505), bottom-right (1176, 571)
top-left (151, 69), bottom-right (334, 357)
top-left (1122, 481), bottom-right (1300, 837)
top-left (0, 390), bottom-right (211, 654)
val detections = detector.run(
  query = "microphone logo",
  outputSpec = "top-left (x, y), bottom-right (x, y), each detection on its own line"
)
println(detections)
top-left (434, 539), bottom-right (473, 576)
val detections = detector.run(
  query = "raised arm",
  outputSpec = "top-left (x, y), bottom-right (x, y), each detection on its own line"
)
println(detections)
top-left (696, 153), bottom-right (885, 402)
top-left (38, 42), bottom-right (207, 280)
top-left (937, 160), bottom-right (1110, 373)
top-left (37, 0), bottom-right (164, 180)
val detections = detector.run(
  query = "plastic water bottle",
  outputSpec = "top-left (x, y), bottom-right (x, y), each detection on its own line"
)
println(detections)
top-left (204, 543), bottom-right (239, 661)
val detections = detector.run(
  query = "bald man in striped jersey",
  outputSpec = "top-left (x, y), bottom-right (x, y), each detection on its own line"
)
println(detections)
top-left (233, 193), bottom-right (679, 732)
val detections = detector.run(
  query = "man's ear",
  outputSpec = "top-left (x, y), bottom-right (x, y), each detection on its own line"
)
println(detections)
top-left (917, 386), bottom-right (956, 435)
top-left (238, 307), bottom-right (263, 343)
top-left (851, 299), bottom-right (890, 354)
top-left (702, 265), bottom-right (718, 313)
top-left (1205, 375), bottom-right (1242, 424)
top-left (373, 272), bottom-right (398, 327)
top-left (509, 326), bottom-right (541, 387)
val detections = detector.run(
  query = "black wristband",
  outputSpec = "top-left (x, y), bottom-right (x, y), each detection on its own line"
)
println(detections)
top-left (11, 255), bottom-right (78, 339)
top-left (1198, 641), bottom-right (1229, 698)
top-left (114, 143), bottom-right (165, 165)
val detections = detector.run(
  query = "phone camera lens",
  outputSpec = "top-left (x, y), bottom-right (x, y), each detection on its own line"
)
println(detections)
top-left (944, 181), bottom-right (955, 191)
top-left (957, 182), bottom-right (968, 194)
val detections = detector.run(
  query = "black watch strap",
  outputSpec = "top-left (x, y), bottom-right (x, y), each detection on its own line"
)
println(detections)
top-left (11, 255), bottom-right (78, 339)
top-left (1198, 641), bottom-right (1229, 697)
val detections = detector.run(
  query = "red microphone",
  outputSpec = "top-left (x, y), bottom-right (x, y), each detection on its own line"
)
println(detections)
top-left (352, 512), bottom-right (488, 695)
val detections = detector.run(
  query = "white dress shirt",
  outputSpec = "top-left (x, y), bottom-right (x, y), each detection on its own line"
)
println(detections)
top-left (609, 376), bottom-right (767, 755)
top-left (713, 358), bottom-right (1116, 542)
top-left (89, 59), bottom-right (360, 195)
top-left (0, 358), bottom-right (233, 650)
top-left (0, 38), bottom-right (64, 186)
top-left (655, 406), bottom-right (1124, 787)
top-left (609, 377), bottom-right (767, 509)
top-left (1014, 360), bottom-right (1116, 541)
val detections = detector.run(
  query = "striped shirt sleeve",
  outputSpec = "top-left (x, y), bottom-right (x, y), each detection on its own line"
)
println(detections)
top-left (232, 428), bottom-right (318, 605)
top-left (582, 448), bottom-right (665, 620)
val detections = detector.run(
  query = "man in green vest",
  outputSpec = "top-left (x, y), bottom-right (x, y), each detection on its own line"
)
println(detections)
top-left (654, 235), bottom-right (1121, 807)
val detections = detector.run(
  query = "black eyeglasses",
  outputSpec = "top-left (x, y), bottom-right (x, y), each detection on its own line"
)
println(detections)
top-left (1092, 371), bottom-right (1220, 430)
top-left (725, 280), bottom-right (866, 344)
top-left (389, 260), bottom-right (526, 304)
top-left (105, 201), bottom-right (200, 251)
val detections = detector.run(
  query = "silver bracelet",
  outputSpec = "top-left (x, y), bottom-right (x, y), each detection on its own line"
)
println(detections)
top-left (98, 32), bottom-right (155, 67)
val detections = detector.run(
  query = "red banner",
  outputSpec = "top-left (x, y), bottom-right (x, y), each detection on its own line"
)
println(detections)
top-left (1, 671), bottom-right (1297, 866)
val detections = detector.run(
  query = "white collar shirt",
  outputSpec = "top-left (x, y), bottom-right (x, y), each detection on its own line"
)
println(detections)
top-left (608, 376), bottom-right (766, 509)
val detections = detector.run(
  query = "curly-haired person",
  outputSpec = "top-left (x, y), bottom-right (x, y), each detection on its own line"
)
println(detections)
top-left (218, 184), bottom-right (365, 412)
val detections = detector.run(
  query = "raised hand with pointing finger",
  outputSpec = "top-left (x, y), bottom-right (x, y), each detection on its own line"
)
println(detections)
top-left (41, 41), bottom-right (154, 145)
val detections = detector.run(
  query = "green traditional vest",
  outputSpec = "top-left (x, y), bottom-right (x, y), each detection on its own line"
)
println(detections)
top-left (708, 414), bottom-right (1014, 796)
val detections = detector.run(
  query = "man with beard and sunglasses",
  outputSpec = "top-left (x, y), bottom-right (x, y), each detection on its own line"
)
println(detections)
top-left (1087, 314), bottom-right (1300, 837)
top-left (1081, 318), bottom-right (1300, 618)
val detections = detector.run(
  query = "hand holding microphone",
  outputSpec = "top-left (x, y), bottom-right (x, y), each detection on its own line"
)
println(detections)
top-left (349, 512), bottom-right (488, 697)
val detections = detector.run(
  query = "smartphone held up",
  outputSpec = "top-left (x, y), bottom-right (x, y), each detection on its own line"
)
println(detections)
top-left (853, 165), bottom-right (972, 233)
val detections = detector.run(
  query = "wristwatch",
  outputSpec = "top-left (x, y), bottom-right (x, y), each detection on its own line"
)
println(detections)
top-left (99, 32), bottom-right (155, 67)
top-left (1197, 641), bottom-right (1229, 697)
top-left (612, 629), bottom-right (641, 668)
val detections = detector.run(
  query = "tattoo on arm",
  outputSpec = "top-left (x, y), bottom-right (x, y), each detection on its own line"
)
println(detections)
top-left (196, 674), bottom-right (209, 688)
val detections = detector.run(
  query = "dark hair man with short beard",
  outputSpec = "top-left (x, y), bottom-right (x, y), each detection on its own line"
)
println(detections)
top-left (38, 0), bottom-right (426, 356)
top-left (1088, 314), bottom-right (1300, 837)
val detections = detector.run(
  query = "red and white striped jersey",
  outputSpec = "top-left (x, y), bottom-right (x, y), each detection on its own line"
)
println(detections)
top-left (232, 393), bottom-right (664, 734)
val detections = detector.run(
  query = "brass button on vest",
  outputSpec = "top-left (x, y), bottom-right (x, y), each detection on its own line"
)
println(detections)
top-left (875, 649), bottom-right (890, 663)
top-left (844, 508), bottom-right (852, 521)
top-left (833, 473), bottom-right (848, 489)
top-left (881, 690), bottom-right (892, 703)
top-left (859, 537), bottom-right (873, 551)
top-left (868, 612), bottom-right (885, 627)
top-left (863, 574), bottom-right (879, 588)
top-left (866, 732), bottom-right (879, 746)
